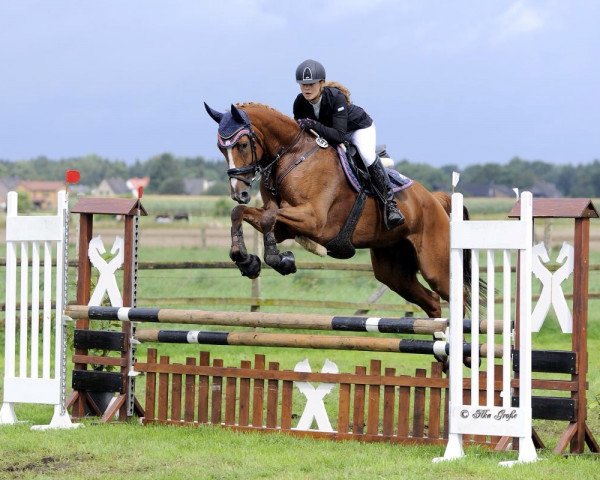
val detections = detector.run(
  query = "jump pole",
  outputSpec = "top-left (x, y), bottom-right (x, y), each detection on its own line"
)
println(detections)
top-left (134, 328), bottom-right (504, 357)
top-left (65, 305), bottom-right (504, 335)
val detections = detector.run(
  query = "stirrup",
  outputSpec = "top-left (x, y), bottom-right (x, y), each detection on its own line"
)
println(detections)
top-left (384, 202), bottom-right (405, 229)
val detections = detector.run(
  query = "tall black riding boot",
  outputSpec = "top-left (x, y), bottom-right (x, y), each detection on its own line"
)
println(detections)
top-left (368, 157), bottom-right (405, 229)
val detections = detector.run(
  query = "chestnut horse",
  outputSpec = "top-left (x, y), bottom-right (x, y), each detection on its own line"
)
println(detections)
top-left (205, 102), bottom-right (467, 318)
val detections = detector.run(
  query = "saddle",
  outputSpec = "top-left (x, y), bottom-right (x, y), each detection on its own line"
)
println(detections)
top-left (338, 143), bottom-right (413, 194)
top-left (323, 143), bottom-right (413, 260)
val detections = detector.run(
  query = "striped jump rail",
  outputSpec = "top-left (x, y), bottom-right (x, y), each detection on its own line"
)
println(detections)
top-left (65, 305), bottom-right (505, 335)
top-left (134, 328), bottom-right (504, 358)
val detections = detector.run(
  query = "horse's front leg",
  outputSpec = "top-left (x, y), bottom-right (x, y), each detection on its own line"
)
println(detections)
top-left (260, 209), bottom-right (297, 276)
top-left (229, 205), bottom-right (263, 278)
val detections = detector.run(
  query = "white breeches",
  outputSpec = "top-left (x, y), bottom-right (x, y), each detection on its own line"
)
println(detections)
top-left (349, 122), bottom-right (377, 167)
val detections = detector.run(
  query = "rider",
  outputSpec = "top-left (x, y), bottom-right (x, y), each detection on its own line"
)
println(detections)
top-left (293, 59), bottom-right (404, 229)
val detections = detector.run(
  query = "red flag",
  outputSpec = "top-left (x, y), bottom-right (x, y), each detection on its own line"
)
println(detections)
top-left (65, 170), bottom-right (80, 184)
top-left (137, 186), bottom-right (144, 198)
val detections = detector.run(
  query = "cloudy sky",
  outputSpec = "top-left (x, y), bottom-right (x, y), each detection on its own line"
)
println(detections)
top-left (1, 1), bottom-right (598, 168)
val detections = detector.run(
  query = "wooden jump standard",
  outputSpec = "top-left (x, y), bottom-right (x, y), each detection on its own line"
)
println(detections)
top-left (65, 305), bottom-right (503, 335)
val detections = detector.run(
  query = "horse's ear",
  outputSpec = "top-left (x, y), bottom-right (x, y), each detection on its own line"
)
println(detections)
top-left (204, 102), bottom-right (223, 123)
top-left (230, 104), bottom-right (246, 124)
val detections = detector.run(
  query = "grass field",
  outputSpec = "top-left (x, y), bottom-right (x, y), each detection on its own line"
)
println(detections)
top-left (1, 196), bottom-right (599, 479)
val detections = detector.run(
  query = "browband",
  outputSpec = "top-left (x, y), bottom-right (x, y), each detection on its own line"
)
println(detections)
top-left (217, 128), bottom-right (251, 148)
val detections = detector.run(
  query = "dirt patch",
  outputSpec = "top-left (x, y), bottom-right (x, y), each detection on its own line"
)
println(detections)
top-left (3, 456), bottom-right (72, 475)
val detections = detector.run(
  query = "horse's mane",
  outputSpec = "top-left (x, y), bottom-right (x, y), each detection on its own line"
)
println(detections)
top-left (235, 102), bottom-right (296, 127)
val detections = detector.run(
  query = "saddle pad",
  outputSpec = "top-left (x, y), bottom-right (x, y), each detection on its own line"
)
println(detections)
top-left (337, 146), bottom-right (413, 194)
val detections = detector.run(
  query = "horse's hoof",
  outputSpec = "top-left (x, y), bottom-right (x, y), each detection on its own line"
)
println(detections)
top-left (235, 254), bottom-right (261, 279)
top-left (229, 249), bottom-right (244, 262)
top-left (275, 251), bottom-right (297, 275)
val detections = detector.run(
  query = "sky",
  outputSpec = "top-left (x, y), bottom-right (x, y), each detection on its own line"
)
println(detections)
top-left (1, 1), bottom-right (599, 168)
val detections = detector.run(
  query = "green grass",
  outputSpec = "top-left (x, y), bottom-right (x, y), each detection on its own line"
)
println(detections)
top-left (3, 422), bottom-right (600, 480)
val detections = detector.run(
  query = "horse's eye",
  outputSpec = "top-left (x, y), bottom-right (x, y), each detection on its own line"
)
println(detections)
top-left (238, 142), bottom-right (248, 151)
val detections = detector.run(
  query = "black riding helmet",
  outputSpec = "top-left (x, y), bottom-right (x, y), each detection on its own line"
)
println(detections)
top-left (295, 59), bottom-right (326, 84)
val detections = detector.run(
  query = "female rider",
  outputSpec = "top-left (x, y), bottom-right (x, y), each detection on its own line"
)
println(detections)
top-left (293, 59), bottom-right (404, 229)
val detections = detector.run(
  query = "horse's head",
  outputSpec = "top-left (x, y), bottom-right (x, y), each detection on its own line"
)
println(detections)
top-left (204, 102), bottom-right (266, 204)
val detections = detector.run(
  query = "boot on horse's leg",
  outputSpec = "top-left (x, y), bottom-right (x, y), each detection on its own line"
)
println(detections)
top-left (368, 156), bottom-right (405, 229)
top-left (229, 224), bottom-right (262, 278)
top-left (264, 232), bottom-right (297, 275)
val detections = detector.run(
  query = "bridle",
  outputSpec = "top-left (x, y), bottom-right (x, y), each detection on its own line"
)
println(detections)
top-left (219, 125), bottom-right (264, 187)
top-left (219, 122), bottom-right (306, 196)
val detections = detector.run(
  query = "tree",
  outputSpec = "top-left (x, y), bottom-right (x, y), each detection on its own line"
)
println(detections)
top-left (157, 177), bottom-right (185, 194)
top-left (145, 153), bottom-right (184, 193)
top-left (395, 160), bottom-right (449, 190)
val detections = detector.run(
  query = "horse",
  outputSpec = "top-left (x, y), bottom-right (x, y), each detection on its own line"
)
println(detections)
top-left (204, 102), bottom-right (469, 319)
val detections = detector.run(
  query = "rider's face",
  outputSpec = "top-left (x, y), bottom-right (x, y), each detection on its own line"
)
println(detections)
top-left (300, 81), bottom-right (323, 103)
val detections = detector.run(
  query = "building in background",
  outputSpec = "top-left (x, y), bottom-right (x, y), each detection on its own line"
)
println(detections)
top-left (92, 177), bottom-right (150, 197)
top-left (184, 178), bottom-right (216, 195)
top-left (17, 180), bottom-right (64, 210)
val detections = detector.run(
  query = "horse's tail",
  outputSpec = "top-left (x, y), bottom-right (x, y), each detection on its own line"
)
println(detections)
top-left (433, 191), bottom-right (473, 293)
top-left (460, 203), bottom-right (473, 293)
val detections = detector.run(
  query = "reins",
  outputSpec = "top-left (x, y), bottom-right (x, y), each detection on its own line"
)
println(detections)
top-left (225, 124), bottom-right (319, 199)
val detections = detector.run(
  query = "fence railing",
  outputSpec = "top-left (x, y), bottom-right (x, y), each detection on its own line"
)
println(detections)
top-left (105, 260), bottom-right (600, 315)
top-left (1, 259), bottom-right (598, 316)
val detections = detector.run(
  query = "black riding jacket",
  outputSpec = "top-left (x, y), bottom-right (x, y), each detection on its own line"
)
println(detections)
top-left (293, 86), bottom-right (372, 145)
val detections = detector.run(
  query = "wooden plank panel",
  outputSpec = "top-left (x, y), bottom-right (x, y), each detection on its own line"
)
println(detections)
top-left (73, 329), bottom-right (126, 351)
top-left (157, 356), bottom-right (170, 421)
top-left (252, 355), bottom-right (266, 428)
top-left (352, 366), bottom-right (366, 435)
top-left (184, 357), bottom-right (196, 423)
top-left (514, 350), bottom-right (577, 374)
top-left (397, 382), bottom-right (410, 438)
top-left (366, 360), bottom-right (381, 435)
top-left (338, 383), bottom-right (351, 434)
top-left (225, 376), bottom-right (237, 425)
top-left (144, 349), bottom-right (157, 422)
top-left (412, 369), bottom-right (426, 438)
top-left (71, 370), bottom-right (123, 393)
top-left (211, 358), bottom-right (224, 424)
top-left (171, 368), bottom-right (182, 422)
top-left (134, 363), bottom-right (447, 387)
top-left (238, 360), bottom-right (251, 427)
top-left (512, 396), bottom-right (577, 421)
top-left (428, 362), bottom-right (442, 439)
top-left (266, 362), bottom-right (279, 429)
top-left (382, 368), bottom-right (396, 437)
top-left (281, 380), bottom-right (293, 431)
top-left (72, 354), bottom-right (127, 368)
top-left (197, 351), bottom-right (210, 423)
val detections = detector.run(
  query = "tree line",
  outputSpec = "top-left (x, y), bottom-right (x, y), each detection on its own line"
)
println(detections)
top-left (1, 153), bottom-right (599, 197)
top-left (397, 156), bottom-right (600, 197)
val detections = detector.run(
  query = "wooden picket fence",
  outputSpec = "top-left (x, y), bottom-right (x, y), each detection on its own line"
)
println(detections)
top-left (135, 348), bottom-right (504, 446)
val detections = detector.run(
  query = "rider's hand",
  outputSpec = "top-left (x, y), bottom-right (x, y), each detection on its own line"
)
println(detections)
top-left (297, 118), bottom-right (317, 130)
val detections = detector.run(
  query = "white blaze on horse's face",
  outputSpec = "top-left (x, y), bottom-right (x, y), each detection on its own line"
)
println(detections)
top-left (226, 147), bottom-right (238, 191)
top-left (224, 136), bottom-right (255, 204)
